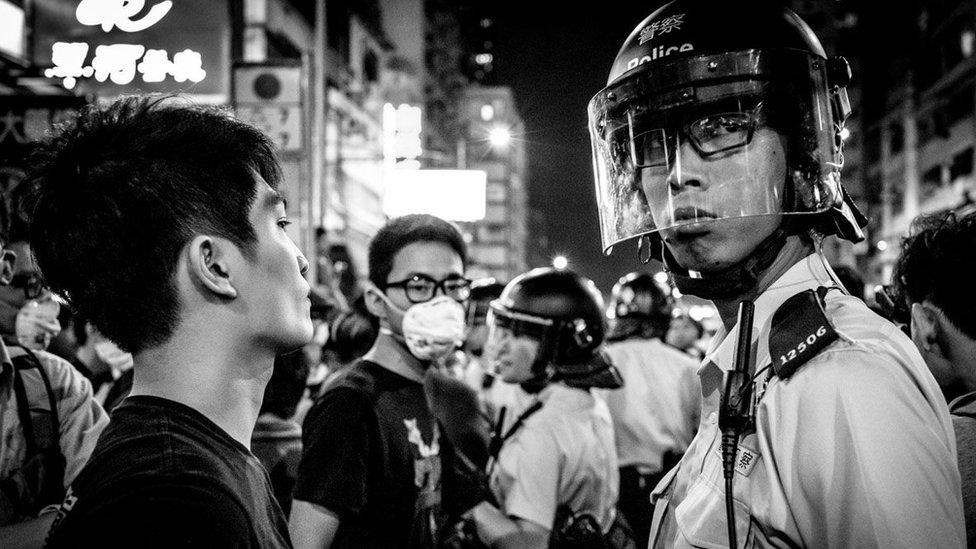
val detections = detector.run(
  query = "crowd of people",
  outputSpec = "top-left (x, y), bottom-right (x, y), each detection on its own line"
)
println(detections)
top-left (0, 0), bottom-right (974, 548)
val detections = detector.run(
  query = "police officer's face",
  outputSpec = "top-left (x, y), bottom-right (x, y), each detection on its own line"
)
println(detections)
top-left (488, 326), bottom-right (540, 384)
top-left (648, 127), bottom-right (787, 273)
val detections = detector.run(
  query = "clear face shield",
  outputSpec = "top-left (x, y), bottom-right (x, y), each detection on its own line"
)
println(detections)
top-left (588, 50), bottom-right (844, 253)
top-left (484, 303), bottom-right (552, 368)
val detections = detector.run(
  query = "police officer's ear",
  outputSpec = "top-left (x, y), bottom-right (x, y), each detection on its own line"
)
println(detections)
top-left (910, 302), bottom-right (942, 353)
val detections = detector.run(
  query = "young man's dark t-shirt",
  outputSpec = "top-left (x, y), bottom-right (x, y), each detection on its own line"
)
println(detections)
top-left (294, 359), bottom-right (450, 548)
top-left (46, 395), bottom-right (291, 548)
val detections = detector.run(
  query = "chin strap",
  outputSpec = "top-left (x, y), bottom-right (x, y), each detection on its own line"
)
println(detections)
top-left (665, 228), bottom-right (789, 300)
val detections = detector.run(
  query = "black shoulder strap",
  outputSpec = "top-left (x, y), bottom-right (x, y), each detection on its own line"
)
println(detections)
top-left (12, 349), bottom-right (62, 454)
top-left (488, 400), bottom-right (544, 461)
top-left (769, 287), bottom-right (841, 379)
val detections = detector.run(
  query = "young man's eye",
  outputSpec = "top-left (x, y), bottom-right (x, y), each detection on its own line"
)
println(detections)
top-left (277, 218), bottom-right (292, 229)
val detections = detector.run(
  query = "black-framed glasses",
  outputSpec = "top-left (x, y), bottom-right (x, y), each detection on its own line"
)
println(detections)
top-left (383, 274), bottom-right (472, 304)
top-left (11, 273), bottom-right (44, 300)
top-left (617, 102), bottom-right (764, 169)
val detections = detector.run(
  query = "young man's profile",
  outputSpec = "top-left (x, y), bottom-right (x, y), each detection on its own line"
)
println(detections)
top-left (25, 96), bottom-right (312, 548)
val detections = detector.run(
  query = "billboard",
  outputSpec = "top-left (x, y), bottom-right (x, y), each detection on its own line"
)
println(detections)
top-left (383, 169), bottom-right (487, 222)
top-left (32, 0), bottom-right (230, 100)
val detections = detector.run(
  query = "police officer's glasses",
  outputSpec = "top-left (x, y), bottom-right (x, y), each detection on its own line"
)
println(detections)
top-left (383, 274), bottom-right (472, 304)
top-left (620, 104), bottom-right (763, 169)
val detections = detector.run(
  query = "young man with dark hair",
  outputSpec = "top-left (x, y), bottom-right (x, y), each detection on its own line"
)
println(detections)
top-left (291, 214), bottom-right (472, 549)
top-left (893, 208), bottom-right (976, 543)
top-left (26, 96), bottom-right (313, 547)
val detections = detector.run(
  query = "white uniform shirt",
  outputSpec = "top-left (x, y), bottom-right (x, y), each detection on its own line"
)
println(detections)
top-left (649, 254), bottom-right (965, 548)
top-left (490, 383), bottom-right (619, 532)
top-left (598, 338), bottom-right (701, 471)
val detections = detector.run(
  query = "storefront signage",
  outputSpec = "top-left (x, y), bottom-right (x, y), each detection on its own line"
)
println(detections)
top-left (41, 0), bottom-right (210, 91)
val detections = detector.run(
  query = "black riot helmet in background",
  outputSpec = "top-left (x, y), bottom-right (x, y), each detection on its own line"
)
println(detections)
top-left (607, 272), bottom-right (673, 341)
top-left (587, 0), bottom-right (867, 298)
top-left (487, 268), bottom-right (622, 391)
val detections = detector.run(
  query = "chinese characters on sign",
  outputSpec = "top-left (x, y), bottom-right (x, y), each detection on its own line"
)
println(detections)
top-left (0, 108), bottom-right (79, 146)
top-left (44, 0), bottom-right (206, 90)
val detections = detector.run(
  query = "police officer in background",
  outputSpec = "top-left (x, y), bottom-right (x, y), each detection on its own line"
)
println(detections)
top-left (586, 1), bottom-right (964, 547)
top-left (599, 273), bottom-right (699, 547)
top-left (464, 268), bottom-right (630, 548)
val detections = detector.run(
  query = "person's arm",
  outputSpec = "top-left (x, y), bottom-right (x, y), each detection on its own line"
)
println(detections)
top-left (783, 347), bottom-right (965, 548)
top-left (468, 501), bottom-right (549, 549)
top-left (0, 512), bottom-right (55, 549)
top-left (289, 388), bottom-right (371, 549)
top-left (289, 500), bottom-right (340, 549)
top-left (40, 352), bottom-right (109, 485)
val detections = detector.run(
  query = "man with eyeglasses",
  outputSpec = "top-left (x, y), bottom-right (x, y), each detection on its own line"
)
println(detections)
top-left (291, 214), bottom-right (474, 549)
top-left (0, 202), bottom-right (107, 548)
top-left (588, 1), bottom-right (963, 547)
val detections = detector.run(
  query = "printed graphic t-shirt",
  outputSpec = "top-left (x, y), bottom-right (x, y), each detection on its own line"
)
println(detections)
top-left (46, 395), bottom-right (291, 548)
top-left (294, 359), bottom-right (444, 548)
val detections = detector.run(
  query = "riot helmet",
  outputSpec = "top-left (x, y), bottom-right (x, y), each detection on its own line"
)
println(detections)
top-left (607, 272), bottom-right (673, 341)
top-left (588, 0), bottom-right (866, 280)
top-left (486, 268), bottom-right (622, 391)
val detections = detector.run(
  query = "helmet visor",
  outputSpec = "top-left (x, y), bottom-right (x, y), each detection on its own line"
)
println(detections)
top-left (588, 49), bottom-right (842, 253)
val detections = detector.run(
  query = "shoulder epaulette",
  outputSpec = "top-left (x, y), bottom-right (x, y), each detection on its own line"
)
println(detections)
top-left (769, 287), bottom-right (840, 379)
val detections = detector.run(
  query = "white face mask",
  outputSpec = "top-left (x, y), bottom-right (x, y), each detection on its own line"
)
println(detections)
top-left (400, 295), bottom-right (466, 361)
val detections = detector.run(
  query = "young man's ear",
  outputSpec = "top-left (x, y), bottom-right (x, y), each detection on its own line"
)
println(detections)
top-left (187, 236), bottom-right (237, 299)
top-left (910, 302), bottom-right (942, 353)
top-left (364, 283), bottom-right (388, 320)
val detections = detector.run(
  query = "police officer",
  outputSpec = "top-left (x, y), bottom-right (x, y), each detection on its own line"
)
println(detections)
top-left (586, 1), bottom-right (965, 547)
top-left (465, 268), bottom-right (628, 548)
top-left (600, 273), bottom-right (700, 547)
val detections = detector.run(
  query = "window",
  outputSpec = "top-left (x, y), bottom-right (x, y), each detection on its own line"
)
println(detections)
top-left (951, 147), bottom-right (974, 180)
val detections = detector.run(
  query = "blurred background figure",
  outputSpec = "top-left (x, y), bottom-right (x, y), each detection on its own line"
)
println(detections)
top-left (69, 315), bottom-right (134, 411)
top-left (319, 297), bottom-right (378, 389)
top-left (0, 242), bottom-right (61, 354)
top-left (252, 350), bottom-right (312, 517)
top-left (599, 273), bottom-right (700, 547)
top-left (665, 312), bottom-right (705, 360)
top-left (891, 208), bottom-right (976, 544)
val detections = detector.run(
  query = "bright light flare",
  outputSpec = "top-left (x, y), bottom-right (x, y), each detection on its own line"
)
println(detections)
top-left (552, 255), bottom-right (568, 270)
top-left (488, 126), bottom-right (511, 148)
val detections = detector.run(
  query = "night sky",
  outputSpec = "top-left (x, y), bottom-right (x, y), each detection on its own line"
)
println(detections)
top-left (489, 1), bottom-right (666, 293)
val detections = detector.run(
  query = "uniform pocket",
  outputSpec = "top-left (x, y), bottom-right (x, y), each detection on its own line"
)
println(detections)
top-left (675, 474), bottom-right (752, 549)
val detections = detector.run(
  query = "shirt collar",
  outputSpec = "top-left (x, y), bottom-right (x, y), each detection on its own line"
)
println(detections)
top-left (702, 253), bottom-right (837, 374)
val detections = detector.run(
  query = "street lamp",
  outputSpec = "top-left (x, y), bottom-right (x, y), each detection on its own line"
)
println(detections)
top-left (488, 126), bottom-right (512, 148)
top-left (552, 255), bottom-right (568, 270)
